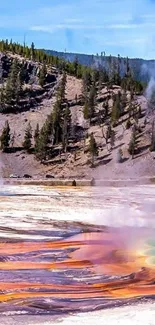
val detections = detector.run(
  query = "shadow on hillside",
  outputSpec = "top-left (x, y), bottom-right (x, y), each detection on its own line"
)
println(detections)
top-left (115, 115), bottom-right (129, 127)
top-left (96, 153), bottom-right (111, 161)
top-left (121, 157), bottom-right (129, 163)
top-left (134, 143), bottom-right (150, 158)
top-left (5, 147), bottom-right (35, 154)
top-left (114, 143), bottom-right (125, 150)
top-left (95, 157), bottom-right (112, 167)
top-left (1, 82), bottom-right (57, 115)
top-left (5, 147), bottom-right (24, 153)
top-left (136, 131), bottom-right (145, 140)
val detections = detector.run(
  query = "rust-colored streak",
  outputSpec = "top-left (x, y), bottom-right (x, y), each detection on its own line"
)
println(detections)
top-left (1, 283), bottom-right (155, 303)
top-left (1, 231), bottom-right (155, 303)
top-left (0, 259), bottom-right (92, 270)
top-left (0, 240), bottom-right (87, 255)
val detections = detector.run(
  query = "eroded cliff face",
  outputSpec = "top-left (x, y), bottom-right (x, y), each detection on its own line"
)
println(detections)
top-left (0, 52), bottom-right (57, 83)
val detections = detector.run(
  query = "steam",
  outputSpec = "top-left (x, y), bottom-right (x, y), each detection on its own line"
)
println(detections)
top-left (92, 203), bottom-right (155, 229)
top-left (145, 77), bottom-right (155, 101)
top-left (88, 185), bottom-right (155, 271)
top-left (142, 63), bottom-right (155, 113)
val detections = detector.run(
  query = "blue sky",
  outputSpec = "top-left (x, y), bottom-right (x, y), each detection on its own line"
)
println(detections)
top-left (1, 0), bottom-right (155, 59)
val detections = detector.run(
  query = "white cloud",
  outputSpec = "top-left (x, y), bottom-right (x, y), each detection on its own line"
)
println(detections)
top-left (30, 21), bottom-right (155, 34)
top-left (107, 24), bottom-right (140, 29)
top-left (30, 25), bottom-right (56, 33)
top-left (4, 0), bottom-right (155, 59)
top-left (30, 24), bottom-right (105, 32)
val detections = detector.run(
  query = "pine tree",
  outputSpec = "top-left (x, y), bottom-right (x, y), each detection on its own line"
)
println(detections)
top-left (111, 57), bottom-right (118, 84)
top-left (35, 125), bottom-right (49, 161)
top-left (121, 91), bottom-right (127, 111)
top-left (108, 55), bottom-right (113, 84)
top-left (125, 56), bottom-right (129, 76)
top-left (128, 101), bottom-right (133, 118)
top-left (105, 124), bottom-right (112, 145)
top-left (19, 62), bottom-right (28, 84)
top-left (52, 73), bottom-right (67, 145)
top-left (5, 79), bottom-right (13, 105)
top-left (9, 59), bottom-right (19, 92)
top-left (23, 123), bottom-right (32, 152)
top-left (0, 85), bottom-right (6, 112)
top-left (0, 38), bottom-right (113, 86)
top-left (88, 83), bottom-right (97, 122)
top-left (0, 120), bottom-right (10, 151)
top-left (103, 99), bottom-right (109, 119)
top-left (76, 64), bottom-right (83, 78)
top-left (5, 59), bottom-right (20, 106)
top-left (83, 100), bottom-right (89, 119)
top-left (82, 70), bottom-right (91, 102)
top-left (116, 54), bottom-right (121, 85)
top-left (34, 123), bottom-right (40, 144)
top-left (98, 67), bottom-right (109, 89)
top-left (31, 42), bottom-right (35, 60)
top-left (62, 104), bottom-right (71, 152)
top-left (126, 119), bottom-right (131, 129)
top-left (150, 120), bottom-right (155, 152)
top-left (128, 127), bottom-right (136, 158)
top-left (88, 133), bottom-right (98, 165)
top-left (138, 105), bottom-right (142, 119)
top-left (73, 56), bottom-right (78, 76)
top-left (43, 113), bottom-right (54, 144)
top-left (111, 95), bottom-right (120, 125)
top-left (92, 70), bottom-right (99, 84)
top-left (39, 62), bottom-right (47, 87)
top-left (53, 100), bottom-right (62, 144)
top-left (15, 73), bottom-right (22, 103)
top-left (110, 129), bottom-right (115, 149)
top-left (58, 71), bottom-right (67, 102)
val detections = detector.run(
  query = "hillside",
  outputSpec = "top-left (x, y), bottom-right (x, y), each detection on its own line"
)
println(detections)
top-left (45, 49), bottom-right (155, 83)
top-left (0, 40), bottom-right (154, 181)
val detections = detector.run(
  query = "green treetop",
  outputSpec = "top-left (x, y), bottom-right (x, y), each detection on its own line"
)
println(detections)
top-left (0, 120), bottom-right (10, 151)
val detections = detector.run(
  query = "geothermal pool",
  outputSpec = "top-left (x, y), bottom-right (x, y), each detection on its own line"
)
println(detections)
top-left (0, 185), bottom-right (155, 324)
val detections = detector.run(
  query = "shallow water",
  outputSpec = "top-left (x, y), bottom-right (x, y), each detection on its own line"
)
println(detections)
top-left (0, 185), bottom-right (155, 323)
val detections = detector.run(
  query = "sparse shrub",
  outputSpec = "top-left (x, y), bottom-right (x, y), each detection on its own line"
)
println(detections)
top-left (0, 120), bottom-right (10, 152)
top-left (138, 105), bottom-right (142, 119)
top-left (88, 133), bottom-right (98, 166)
top-left (110, 129), bottom-right (115, 149)
top-left (117, 148), bottom-right (123, 163)
top-left (72, 180), bottom-right (76, 187)
top-left (111, 94), bottom-right (121, 125)
top-left (105, 124), bottom-right (112, 144)
top-left (128, 128), bottom-right (136, 158)
top-left (23, 122), bottom-right (32, 152)
top-left (126, 119), bottom-right (131, 129)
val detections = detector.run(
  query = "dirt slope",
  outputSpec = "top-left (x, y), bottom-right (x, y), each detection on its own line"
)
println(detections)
top-left (0, 53), bottom-right (154, 180)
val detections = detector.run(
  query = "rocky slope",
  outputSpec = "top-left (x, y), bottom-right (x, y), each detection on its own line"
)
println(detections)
top-left (0, 51), bottom-right (154, 181)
